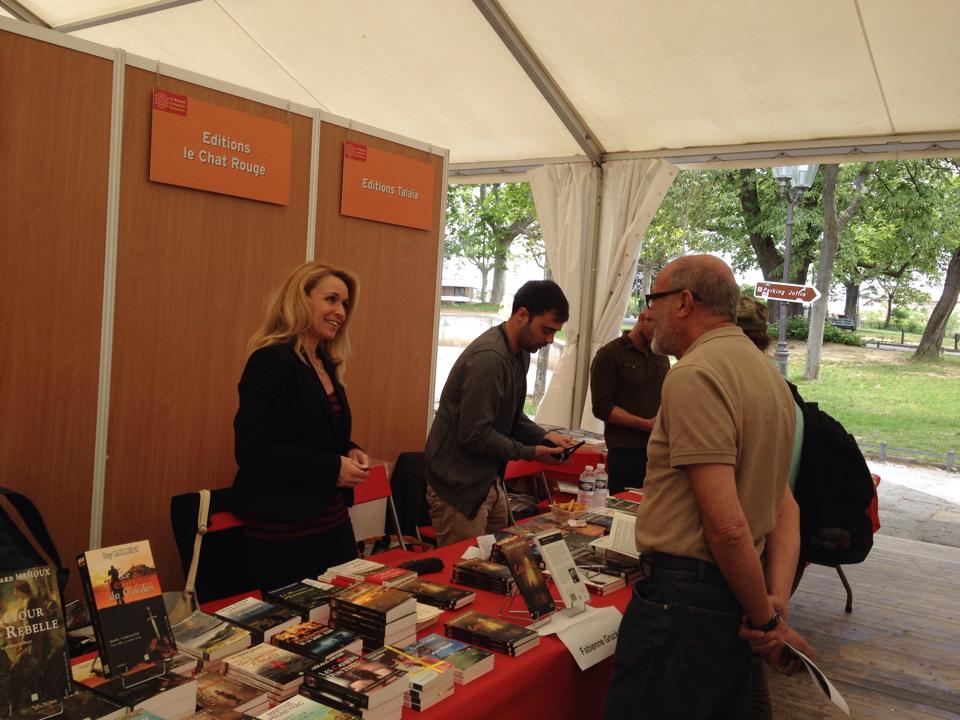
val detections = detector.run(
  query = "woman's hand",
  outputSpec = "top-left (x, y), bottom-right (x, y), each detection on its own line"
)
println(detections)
top-left (347, 447), bottom-right (370, 468)
top-left (337, 455), bottom-right (369, 487)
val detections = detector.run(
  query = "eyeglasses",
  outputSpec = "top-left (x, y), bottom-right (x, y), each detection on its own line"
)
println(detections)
top-left (644, 288), bottom-right (702, 308)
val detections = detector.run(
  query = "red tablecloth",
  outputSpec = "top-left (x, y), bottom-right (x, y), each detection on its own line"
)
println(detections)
top-left (372, 537), bottom-right (631, 720)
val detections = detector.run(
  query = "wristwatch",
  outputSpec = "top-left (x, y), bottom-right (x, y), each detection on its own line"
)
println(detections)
top-left (752, 611), bottom-right (781, 632)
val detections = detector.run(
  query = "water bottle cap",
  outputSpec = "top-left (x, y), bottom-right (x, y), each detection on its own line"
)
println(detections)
top-left (584, 465), bottom-right (594, 472)
top-left (597, 463), bottom-right (605, 470)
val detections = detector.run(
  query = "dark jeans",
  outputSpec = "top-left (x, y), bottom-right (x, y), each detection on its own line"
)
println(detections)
top-left (243, 520), bottom-right (357, 593)
top-left (604, 561), bottom-right (752, 720)
top-left (607, 446), bottom-right (649, 493)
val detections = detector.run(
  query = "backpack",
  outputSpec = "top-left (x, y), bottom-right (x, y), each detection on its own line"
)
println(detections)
top-left (787, 383), bottom-right (875, 566)
top-left (0, 487), bottom-right (69, 596)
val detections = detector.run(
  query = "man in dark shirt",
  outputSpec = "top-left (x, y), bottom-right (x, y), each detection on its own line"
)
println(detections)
top-left (425, 280), bottom-right (575, 545)
top-left (589, 311), bottom-right (669, 492)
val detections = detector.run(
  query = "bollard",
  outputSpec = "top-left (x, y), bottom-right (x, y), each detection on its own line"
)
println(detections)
top-left (879, 441), bottom-right (887, 462)
top-left (948, 450), bottom-right (957, 472)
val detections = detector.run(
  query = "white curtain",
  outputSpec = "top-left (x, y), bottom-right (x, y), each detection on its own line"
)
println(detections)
top-left (579, 158), bottom-right (678, 432)
top-left (528, 162), bottom-right (596, 427)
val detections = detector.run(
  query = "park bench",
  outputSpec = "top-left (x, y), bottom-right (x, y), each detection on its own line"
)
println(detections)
top-left (828, 317), bottom-right (857, 331)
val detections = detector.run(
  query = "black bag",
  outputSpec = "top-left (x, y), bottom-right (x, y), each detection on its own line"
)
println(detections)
top-left (0, 486), bottom-right (69, 595)
top-left (788, 383), bottom-right (875, 566)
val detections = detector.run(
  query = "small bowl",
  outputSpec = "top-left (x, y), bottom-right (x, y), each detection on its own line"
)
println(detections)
top-left (550, 502), bottom-right (588, 524)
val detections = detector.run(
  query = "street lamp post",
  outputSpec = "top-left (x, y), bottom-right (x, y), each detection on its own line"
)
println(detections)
top-left (771, 163), bottom-right (819, 377)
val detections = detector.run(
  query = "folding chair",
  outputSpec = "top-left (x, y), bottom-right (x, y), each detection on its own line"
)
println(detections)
top-left (350, 464), bottom-right (413, 553)
top-left (170, 488), bottom-right (257, 605)
top-left (385, 451), bottom-right (436, 548)
top-left (503, 459), bottom-right (553, 505)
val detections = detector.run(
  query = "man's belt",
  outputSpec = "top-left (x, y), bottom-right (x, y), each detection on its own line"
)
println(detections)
top-left (642, 552), bottom-right (720, 577)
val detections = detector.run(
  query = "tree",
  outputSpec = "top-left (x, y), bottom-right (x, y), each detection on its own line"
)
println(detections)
top-left (444, 185), bottom-right (498, 301)
top-left (482, 183), bottom-right (540, 306)
top-left (805, 163), bottom-right (870, 380)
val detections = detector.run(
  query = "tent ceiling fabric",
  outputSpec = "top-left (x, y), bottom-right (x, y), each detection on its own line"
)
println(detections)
top-left (25, 0), bottom-right (954, 164)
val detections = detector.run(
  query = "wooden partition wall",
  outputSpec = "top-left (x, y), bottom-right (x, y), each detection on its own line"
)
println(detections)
top-left (99, 68), bottom-right (315, 588)
top-left (315, 124), bottom-right (444, 467)
top-left (0, 31), bottom-right (112, 601)
top-left (1, 26), bottom-right (444, 597)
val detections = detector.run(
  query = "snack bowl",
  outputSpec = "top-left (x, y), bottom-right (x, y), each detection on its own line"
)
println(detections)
top-left (550, 501), bottom-right (588, 524)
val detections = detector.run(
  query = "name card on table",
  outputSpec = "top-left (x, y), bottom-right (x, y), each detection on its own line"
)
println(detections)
top-left (557, 605), bottom-right (622, 671)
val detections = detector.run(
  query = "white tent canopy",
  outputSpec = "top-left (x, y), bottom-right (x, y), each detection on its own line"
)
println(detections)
top-left (5, 0), bottom-right (959, 428)
top-left (4, 0), bottom-right (959, 167)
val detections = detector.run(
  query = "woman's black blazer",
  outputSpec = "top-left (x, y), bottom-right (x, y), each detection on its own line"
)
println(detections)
top-left (232, 342), bottom-right (356, 521)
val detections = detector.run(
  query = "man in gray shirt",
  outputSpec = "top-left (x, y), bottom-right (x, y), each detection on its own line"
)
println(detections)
top-left (425, 280), bottom-right (575, 545)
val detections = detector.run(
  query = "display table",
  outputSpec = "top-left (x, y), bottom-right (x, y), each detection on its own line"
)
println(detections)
top-left (372, 536), bottom-right (631, 720)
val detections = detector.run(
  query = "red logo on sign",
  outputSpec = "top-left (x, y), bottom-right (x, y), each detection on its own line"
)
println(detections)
top-left (344, 142), bottom-right (367, 161)
top-left (153, 89), bottom-right (188, 117)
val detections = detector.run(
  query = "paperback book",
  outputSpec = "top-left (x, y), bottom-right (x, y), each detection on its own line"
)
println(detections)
top-left (272, 622), bottom-right (363, 662)
top-left (7, 689), bottom-right (124, 720)
top-left (403, 634), bottom-right (493, 685)
top-left (297, 686), bottom-right (401, 720)
top-left (450, 559), bottom-right (515, 595)
top-left (443, 611), bottom-right (539, 656)
top-left (328, 584), bottom-right (416, 624)
top-left (363, 645), bottom-right (453, 696)
top-left (302, 651), bottom-right (406, 710)
top-left (0, 565), bottom-right (72, 714)
top-left (76, 541), bottom-right (177, 676)
top-left (498, 535), bottom-right (555, 619)
top-left (214, 597), bottom-right (300, 643)
top-left (194, 670), bottom-right (268, 714)
top-left (265, 581), bottom-right (337, 624)
top-left (222, 643), bottom-right (314, 696)
top-left (395, 578), bottom-right (475, 610)
top-left (256, 694), bottom-right (358, 720)
top-left (75, 663), bottom-right (197, 719)
top-left (171, 610), bottom-right (251, 662)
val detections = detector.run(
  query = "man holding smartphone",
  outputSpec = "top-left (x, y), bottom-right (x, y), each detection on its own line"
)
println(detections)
top-left (425, 280), bottom-right (576, 545)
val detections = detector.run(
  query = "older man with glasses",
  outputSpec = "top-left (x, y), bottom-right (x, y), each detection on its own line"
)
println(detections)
top-left (604, 254), bottom-right (815, 720)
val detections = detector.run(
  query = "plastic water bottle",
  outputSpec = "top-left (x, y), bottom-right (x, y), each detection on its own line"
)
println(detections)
top-left (577, 465), bottom-right (595, 508)
top-left (593, 463), bottom-right (609, 509)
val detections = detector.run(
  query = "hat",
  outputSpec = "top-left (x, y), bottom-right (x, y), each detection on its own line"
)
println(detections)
top-left (737, 296), bottom-right (768, 332)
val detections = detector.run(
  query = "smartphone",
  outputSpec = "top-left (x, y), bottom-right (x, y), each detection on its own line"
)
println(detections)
top-left (559, 440), bottom-right (586, 461)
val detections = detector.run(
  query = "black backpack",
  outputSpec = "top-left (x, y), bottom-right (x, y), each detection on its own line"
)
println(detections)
top-left (0, 487), bottom-right (69, 596)
top-left (787, 383), bottom-right (875, 566)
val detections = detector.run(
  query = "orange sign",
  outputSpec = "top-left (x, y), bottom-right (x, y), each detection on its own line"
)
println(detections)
top-left (340, 142), bottom-right (435, 230)
top-left (150, 89), bottom-right (292, 205)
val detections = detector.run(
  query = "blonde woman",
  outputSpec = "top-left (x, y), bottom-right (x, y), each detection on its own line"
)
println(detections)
top-left (232, 262), bottom-right (369, 591)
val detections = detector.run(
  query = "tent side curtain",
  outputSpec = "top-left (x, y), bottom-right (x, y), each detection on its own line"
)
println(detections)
top-left (579, 158), bottom-right (678, 432)
top-left (528, 162), bottom-right (596, 427)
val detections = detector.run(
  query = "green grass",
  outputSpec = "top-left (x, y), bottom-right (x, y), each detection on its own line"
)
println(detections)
top-left (857, 325), bottom-right (958, 351)
top-left (440, 301), bottom-right (501, 312)
top-left (788, 346), bottom-right (960, 455)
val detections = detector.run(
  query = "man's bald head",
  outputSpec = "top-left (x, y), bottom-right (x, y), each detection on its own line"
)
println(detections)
top-left (660, 255), bottom-right (739, 323)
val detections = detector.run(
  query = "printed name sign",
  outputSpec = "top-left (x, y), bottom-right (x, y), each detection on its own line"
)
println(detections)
top-left (340, 142), bottom-right (435, 230)
top-left (150, 89), bottom-right (292, 205)
top-left (557, 605), bottom-right (622, 671)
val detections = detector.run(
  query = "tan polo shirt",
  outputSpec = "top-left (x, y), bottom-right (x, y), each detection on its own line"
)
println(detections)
top-left (634, 326), bottom-right (795, 562)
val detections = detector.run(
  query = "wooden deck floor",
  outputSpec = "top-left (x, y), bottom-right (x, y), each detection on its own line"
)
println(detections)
top-left (767, 534), bottom-right (960, 718)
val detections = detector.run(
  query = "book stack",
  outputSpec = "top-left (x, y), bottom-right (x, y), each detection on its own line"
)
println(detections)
top-left (443, 610), bottom-right (540, 657)
top-left (300, 650), bottom-right (406, 720)
top-left (414, 602), bottom-right (443, 632)
top-left (328, 583), bottom-right (417, 651)
top-left (578, 571), bottom-right (625, 596)
top-left (221, 643), bottom-right (315, 704)
top-left (319, 560), bottom-right (414, 589)
top-left (258, 694), bottom-right (358, 720)
top-left (450, 559), bottom-right (516, 595)
top-left (214, 596), bottom-right (301, 644)
top-left (404, 634), bottom-right (494, 685)
top-left (272, 621), bottom-right (363, 663)
top-left (185, 709), bottom-right (249, 720)
top-left (396, 577), bottom-right (475, 610)
top-left (265, 580), bottom-right (338, 624)
top-left (172, 610), bottom-right (251, 670)
top-left (364, 645), bottom-right (455, 711)
top-left (195, 670), bottom-right (269, 716)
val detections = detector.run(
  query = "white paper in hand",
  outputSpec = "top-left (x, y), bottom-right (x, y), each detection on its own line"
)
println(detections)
top-left (784, 641), bottom-right (850, 716)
